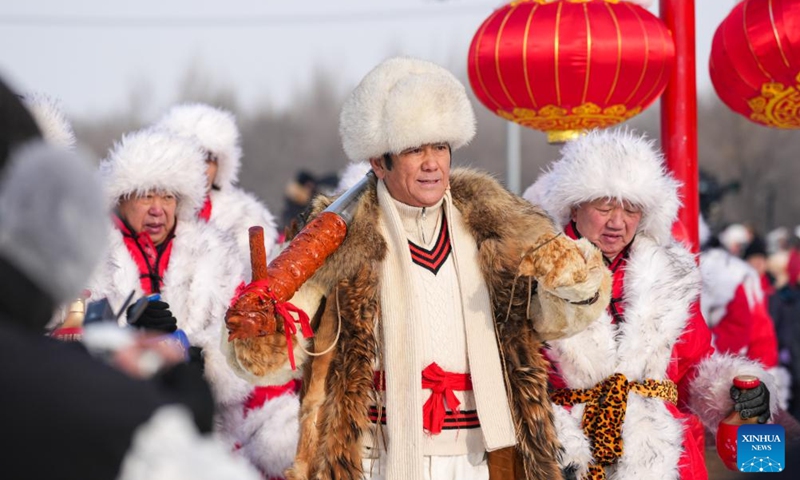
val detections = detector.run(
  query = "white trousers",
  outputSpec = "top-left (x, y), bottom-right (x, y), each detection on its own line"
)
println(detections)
top-left (361, 452), bottom-right (489, 480)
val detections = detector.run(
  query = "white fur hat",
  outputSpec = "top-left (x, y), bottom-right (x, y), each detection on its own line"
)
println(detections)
top-left (339, 56), bottom-right (476, 161)
top-left (523, 129), bottom-right (681, 245)
top-left (99, 128), bottom-right (208, 219)
top-left (22, 93), bottom-right (76, 149)
top-left (155, 103), bottom-right (242, 189)
top-left (0, 141), bottom-right (109, 303)
top-left (719, 223), bottom-right (751, 252)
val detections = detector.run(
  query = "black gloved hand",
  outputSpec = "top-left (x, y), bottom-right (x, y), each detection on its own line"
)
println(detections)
top-left (127, 300), bottom-right (177, 333)
top-left (731, 382), bottom-right (771, 424)
top-left (561, 464), bottom-right (579, 480)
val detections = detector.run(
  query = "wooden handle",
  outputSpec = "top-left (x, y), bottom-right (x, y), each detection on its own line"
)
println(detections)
top-left (249, 226), bottom-right (268, 281)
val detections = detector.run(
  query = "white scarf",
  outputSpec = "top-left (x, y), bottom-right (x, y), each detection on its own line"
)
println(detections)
top-left (377, 181), bottom-right (515, 480)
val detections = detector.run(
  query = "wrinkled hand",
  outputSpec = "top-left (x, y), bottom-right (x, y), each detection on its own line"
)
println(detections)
top-left (731, 383), bottom-right (771, 424)
top-left (127, 300), bottom-right (178, 334)
top-left (521, 236), bottom-right (607, 304)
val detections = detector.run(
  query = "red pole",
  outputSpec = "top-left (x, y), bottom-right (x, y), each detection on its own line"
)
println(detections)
top-left (660, 0), bottom-right (699, 253)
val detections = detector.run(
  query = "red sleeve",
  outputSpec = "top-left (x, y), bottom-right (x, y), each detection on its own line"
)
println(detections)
top-left (673, 301), bottom-right (714, 411)
top-left (711, 283), bottom-right (753, 355)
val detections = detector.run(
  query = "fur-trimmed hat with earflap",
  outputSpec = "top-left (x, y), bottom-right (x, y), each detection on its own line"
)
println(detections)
top-left (339, 56), bottom-right (476, 161)
top-left (155, 103), bottom-right (242, 189)
top-left (523, 128), bottom-right (681, 245)
top-left (99, 128), bottom-right (208, 220)
top-left (21, 93), bottom-right (77, 149)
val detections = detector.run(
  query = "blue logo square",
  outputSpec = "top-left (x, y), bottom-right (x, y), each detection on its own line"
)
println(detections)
top-left (737, 424), bottom-right (786, 473)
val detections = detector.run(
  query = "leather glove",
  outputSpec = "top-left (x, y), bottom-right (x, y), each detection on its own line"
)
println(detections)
top-left (561, 464), bottom-right (579, 480)
top-left (731, 382), bottom-right (771, 424)
top-left (127, 300), bottom-right (178, 334)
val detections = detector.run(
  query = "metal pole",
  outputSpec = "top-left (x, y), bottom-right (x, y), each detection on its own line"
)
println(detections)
top-left (506, 121), bottom-right (521, 194)
top-left (660, 0), bottom-right (699, 252)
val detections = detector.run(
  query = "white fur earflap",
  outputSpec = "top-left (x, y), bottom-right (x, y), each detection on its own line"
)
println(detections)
top-left (687, 353), bottom-right (779, 434)
top-left (22, 93), bottom-right (76, 149)
top-left (339, 56), bottom-right (476, 161)
top-left (0, 141), bottom-right (109, 304)
top-left (99, 128), bottom-right (207, 219)
top-left (523, 129), bottom-right (681, 244)
top-left (155, 103), bottom-right (242, 189)
top-left (335, 161), bottom-right (372, 194)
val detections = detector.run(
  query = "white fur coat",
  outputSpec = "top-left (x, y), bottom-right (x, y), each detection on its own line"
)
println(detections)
top-left (549, 235), bottom-right (778, 480)
top-left (86, 218), bottom-right (299, 476)
top-left (209, 188), bottom-right (278, 278)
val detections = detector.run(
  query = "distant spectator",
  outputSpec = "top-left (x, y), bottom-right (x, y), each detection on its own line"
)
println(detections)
top-left (745, 235), bottom-right (774, 295)
top-left (767, 227), bottom-right (791, 289)
top-left (155, 103), bottom-right (278, 278)
top-left (699, 217), bottom-right (789, 409)
top-left (278, 169), bottom-right (316, 237)
top-left (719, 223), bottom-right (753, 258)
top-left (771, 235), bottom-right (800, 419)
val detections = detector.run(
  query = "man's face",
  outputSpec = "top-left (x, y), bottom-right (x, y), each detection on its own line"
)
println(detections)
top-left (571, 198), bottom-right (642, 260)
top-left (369, 143), bottom-right (450, 207)
top-left (118, 191), bottom-right (177, 246)
top-left (205, 153), bottom-right (219, 191)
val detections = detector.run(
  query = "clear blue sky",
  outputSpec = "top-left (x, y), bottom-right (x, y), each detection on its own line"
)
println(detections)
top-left (0, 0), bottom-right (736, 119)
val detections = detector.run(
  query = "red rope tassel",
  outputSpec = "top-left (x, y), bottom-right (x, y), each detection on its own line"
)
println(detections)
top-left (237, 279), bottom-right (314, 370)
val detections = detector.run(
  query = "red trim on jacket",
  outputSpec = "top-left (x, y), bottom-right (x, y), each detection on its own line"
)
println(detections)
top-left (113, 215), bottom-right (175, 294)
top-left (198, 195), bottom-right (212, 222)
top-left (243, 378), bottom-right (302, 416)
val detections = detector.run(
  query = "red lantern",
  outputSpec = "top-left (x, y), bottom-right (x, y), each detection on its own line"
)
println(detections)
top-left (710, 0), bottom-right (800, 128)
top-left (468, 0), bottom-right (675, 142)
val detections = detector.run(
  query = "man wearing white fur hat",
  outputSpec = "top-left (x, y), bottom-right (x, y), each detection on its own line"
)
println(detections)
top-left (523, 129), bottom-right (777, 480)
top-left (155, 103), bottom-right (278, 275)
top-left (86, 128), bottom-right (282, 465)
top-left (225, 56), bottom-right (611, 480)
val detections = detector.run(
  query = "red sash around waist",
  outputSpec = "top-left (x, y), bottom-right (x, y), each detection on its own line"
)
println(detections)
top-left (372, 362), bottom-right (476, 434)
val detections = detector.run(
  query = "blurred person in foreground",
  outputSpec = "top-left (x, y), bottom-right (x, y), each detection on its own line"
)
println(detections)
top-left (156, 103), bottom-right (278, 276)
top-left (524, 129), bottom-right (779, 480)
top-left (224, 56), bottom-right (611, 480)
top-left (0, 77), bottom-right (260, 480)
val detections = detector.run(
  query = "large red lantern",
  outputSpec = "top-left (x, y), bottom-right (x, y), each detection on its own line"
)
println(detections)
top-left (710, 0), bottom-right (800, 128)
top-left (468, 0), bottom-right (675, 142)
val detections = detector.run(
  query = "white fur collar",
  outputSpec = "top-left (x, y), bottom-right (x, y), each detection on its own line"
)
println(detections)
top-left (548, 235), bottom-right (700, 387)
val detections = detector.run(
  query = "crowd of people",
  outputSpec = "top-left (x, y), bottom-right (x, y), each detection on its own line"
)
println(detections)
top-left (1, 54), bottom-right (797, 480)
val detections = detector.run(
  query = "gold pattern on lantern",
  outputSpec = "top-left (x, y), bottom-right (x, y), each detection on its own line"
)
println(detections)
top-left (748, 72), bottom-right (800, 128)
top-left (497, 102), bottom-right (642, 140)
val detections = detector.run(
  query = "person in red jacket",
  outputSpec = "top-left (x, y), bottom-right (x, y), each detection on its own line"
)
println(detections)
top-left (524, 129), bottom-right (778, 480)
top-left (699, 217), bottom-right (789, 409)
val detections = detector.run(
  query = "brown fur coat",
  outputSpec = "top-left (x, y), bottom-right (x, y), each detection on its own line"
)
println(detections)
top-left (231, 168), bottom-right (610, 480)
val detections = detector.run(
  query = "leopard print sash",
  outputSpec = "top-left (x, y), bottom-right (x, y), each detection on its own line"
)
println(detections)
top-left (551, 373), bottom-right (678, 480)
